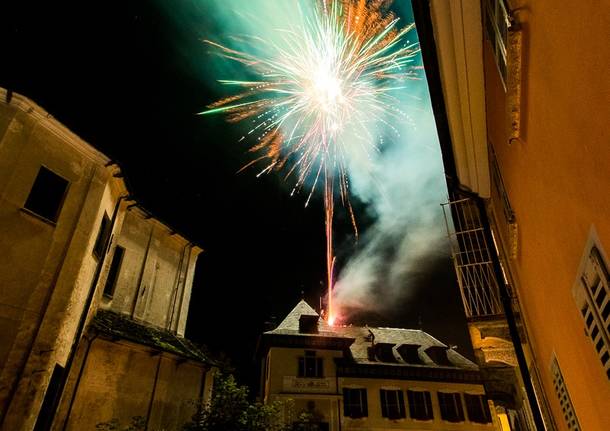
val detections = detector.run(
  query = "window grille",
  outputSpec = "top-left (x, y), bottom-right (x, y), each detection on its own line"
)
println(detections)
top-left (550, 356), bottom-right (580, 430)
top-left (483, 0), bottom-right (511, 87)
top-left (442, 198), bottom-right (503, 317)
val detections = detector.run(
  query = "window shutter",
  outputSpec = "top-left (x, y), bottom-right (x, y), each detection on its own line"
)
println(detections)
top-left (456, 393), bottom-right (465, 421)
top-left (298, 357), bottom-right (305, 377)
top-left (398, 390), bottom-right (406, 418)
top-left (380, 390), bottom-right (388, 417)
top-left (343, 388), bottom-right (350, 417)
top-left (362, 389), bottom-right (368, 417)
top-left (316, 357), bottom-right (323, 377)
top-left (424, 391), bottom-right (433, 419)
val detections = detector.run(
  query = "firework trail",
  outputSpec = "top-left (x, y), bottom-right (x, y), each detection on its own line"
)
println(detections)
top-left (199, 0), bottom-right (420, 323)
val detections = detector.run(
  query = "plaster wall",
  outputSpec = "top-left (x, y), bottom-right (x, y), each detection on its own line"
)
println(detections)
top-left (482, 0), bottom-right (610, 428)
top-left (57, 337), bottom-right (206, 431)
top-left (0, 95), bottom-right (127, 429)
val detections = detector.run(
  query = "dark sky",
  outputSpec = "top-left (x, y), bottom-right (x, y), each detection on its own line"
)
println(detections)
top-left (1, 0), bottom-right (473, 386)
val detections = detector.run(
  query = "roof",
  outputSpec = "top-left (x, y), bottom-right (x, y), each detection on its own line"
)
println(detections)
top-left (91, 309), bottom-right (216, 365)
top-left (265, 301), bottom-right (477, 371)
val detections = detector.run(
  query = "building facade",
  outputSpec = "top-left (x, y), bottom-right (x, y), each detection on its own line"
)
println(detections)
top-left (260, 301), bottom-right (503, 430)
top-left (0, 88), bottom-right (214, 430)
top-left (413, 0), bottom-right (610, 429)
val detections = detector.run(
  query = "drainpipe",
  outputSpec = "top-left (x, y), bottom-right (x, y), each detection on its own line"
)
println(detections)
top-left (131, 223), bottom-right (155, 319)
top-left (44, 192), bottom-right (130, 430)
top-left (173, 244), bottom-right (193, 333)
top-left (59, 332), bottom-right (99, 431)
top-left (475, 196), bottom-right (546, 430)
top-left (144, 353), bottom-right (163, 431)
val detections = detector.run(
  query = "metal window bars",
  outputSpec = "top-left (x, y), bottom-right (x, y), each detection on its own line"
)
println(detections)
top-left (442, 198), bottom-right (503, 318)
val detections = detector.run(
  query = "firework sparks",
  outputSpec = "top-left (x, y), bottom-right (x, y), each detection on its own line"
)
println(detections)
top-left (199, 0), bottom-right (420, 323)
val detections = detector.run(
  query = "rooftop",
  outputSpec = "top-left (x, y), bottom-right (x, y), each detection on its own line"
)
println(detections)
top-left (265, 300), bottom-right (477, 371)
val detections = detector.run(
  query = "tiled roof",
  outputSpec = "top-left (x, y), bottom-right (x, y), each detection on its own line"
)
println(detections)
top-left (91, 309), bottom-right (215, 365)
top-left (266, 301), bottom-right (477, 371)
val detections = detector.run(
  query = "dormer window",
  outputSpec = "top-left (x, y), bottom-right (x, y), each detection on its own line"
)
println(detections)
top-left (397, 344), bottom-right (423, 364)
top-left (425, 346), bottom-right (453, 366)
top-left (298, 350), bottom-right (323, 378)
top-left (299, 314), bottom-right (319, 334)
top-left (374, 343), bottom-right (397, 363)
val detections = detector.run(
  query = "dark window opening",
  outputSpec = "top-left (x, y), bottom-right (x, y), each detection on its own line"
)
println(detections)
top-left (425, 346), bottom-right (453, 366)
top-left (299, 314), bottom-right (319, 333)
top-left (407, 390), bottom-right (434, 420)
top-left (374, 343), bottom-right (397, 363)
top-left (380, 389), bottom-right (405, 419)
top-left (103, 246), bottom-right (125, 298)
top-left (24, 166), bottom-right (69, 223)
top-left (397, 344), bottom-right (423, 364)
top-left (464, 394), bottom-right (492, 423)
top-left (298, 351), bottom-right (323, 378)
top-left (93, 213), bottom-right (111, 259)
top-left (438, 392), bottom-right (465, 422)
top-left (343, 388), bottom-right (368, 418)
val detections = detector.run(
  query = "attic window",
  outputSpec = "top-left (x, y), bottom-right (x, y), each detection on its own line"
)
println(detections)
top-left (298, 315), bottom-right (319, 334)
top-left (374, 343), bottom-right (397, 363)
top-left (425, 346), bottom-right (453, 366)
top-left (397, 344), bottom-right (423, 364)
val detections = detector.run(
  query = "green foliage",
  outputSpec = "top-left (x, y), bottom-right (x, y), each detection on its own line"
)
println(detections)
top-left (96, 416), bottom-right (145, 431)
top-left (183, 374), bottom-right (290, 431)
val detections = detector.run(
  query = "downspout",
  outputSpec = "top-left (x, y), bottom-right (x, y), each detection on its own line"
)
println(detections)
top-left (173, 244), bottom-right (193, 333)
top-left (59, 332), bottom-right (99, 431)
top-left (144, 353), bottom-right (163, 431)
top-left (476, 196), bottom-right (545, 430)
top-left (166, 241), bottom-right (190, 330)
top-left (1, 167), bottom-right (97, 427)
top-left (130, 223), bottom-right (155, 319)
top-left (45, 192), bottom-right (130, 429)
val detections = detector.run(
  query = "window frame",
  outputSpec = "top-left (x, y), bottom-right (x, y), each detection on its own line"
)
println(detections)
top-left (483, 0), bottom-right (511, 89)
top-left (550, 355), bottom-right (581, 430)
top-left (379, 389), bottom-right (405, 420)
top-left (93, 213), bottom-right (111, 259)
top-left (298, 350), bottom-right (324, 378)
top-left (343, 387), bottom-right (368, 419)
top-left (407, 390), bottom-right (434, 421)
top-left (438, 392), bottom-right (465, 423)
top-left (22, 165), bottom-right (70, 224)
top-left (464, 393), bottom-right (492, 424)
top-left (102, 245), bottom-right (125, 298)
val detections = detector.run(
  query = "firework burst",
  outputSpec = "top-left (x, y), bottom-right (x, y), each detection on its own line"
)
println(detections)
top-left (200, 0), bottom-right (420, 323)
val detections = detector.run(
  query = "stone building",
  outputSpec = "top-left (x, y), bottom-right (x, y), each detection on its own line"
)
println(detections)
top-left (412, 0), bottom-right (610, 429)
top-left (259, 300), bottom-right (503, 430)
top-left (0, 87), bottom-right (215, 430)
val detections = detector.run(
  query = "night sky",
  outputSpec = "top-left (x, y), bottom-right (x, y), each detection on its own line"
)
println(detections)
top-left (1, 0), bottom-right (473, 386)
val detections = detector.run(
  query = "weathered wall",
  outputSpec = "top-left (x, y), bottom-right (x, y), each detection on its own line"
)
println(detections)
top-left (0, 91), bottom-right (128, 429)
top-left (99, 208), bottom-right (202, 335)
top-left (483, 0), bottom-right (610, 428)
top-left (55, 337), bottom-right (206, 430)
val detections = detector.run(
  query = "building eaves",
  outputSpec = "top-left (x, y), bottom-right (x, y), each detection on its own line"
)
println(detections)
top-left (91, 309), bottom-right (217, 366)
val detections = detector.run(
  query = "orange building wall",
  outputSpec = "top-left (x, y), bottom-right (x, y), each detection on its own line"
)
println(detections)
top-left (483, 1), bottom-right (610, 429)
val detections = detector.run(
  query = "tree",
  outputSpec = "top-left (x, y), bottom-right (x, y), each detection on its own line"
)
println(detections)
top-left (184, 374), bottom-right (291, 431)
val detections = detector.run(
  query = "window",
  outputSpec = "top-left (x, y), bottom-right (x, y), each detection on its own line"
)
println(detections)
top-left (483, 0), bottom-right (510, 87)
top-left (298, 351), bottom-right (323, 378)
top-left (551, 356), bottom-right (580, 430)
top-left (464, 394), bottom-right (492, 424)
top-left (343, 388), bottom-right (367, 418)
top-left (103, 246), bottom-right (125, 298)
top-left (407, 390), bottom-right (433, 420)
top-left (93, 213), bottom-right (111, 259)
top-left (574, 244), bottom-right (610, 379)
top-left (23, 166), bottom-right (69, 223)
top-left (397, 344), bottom-right (423, 364)
top-left (380, 389), bottom-right (405, 419)
top-left (438, 392), bottom-right (465, 422)
top-left (374, 343), bottom-right (397, 363)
